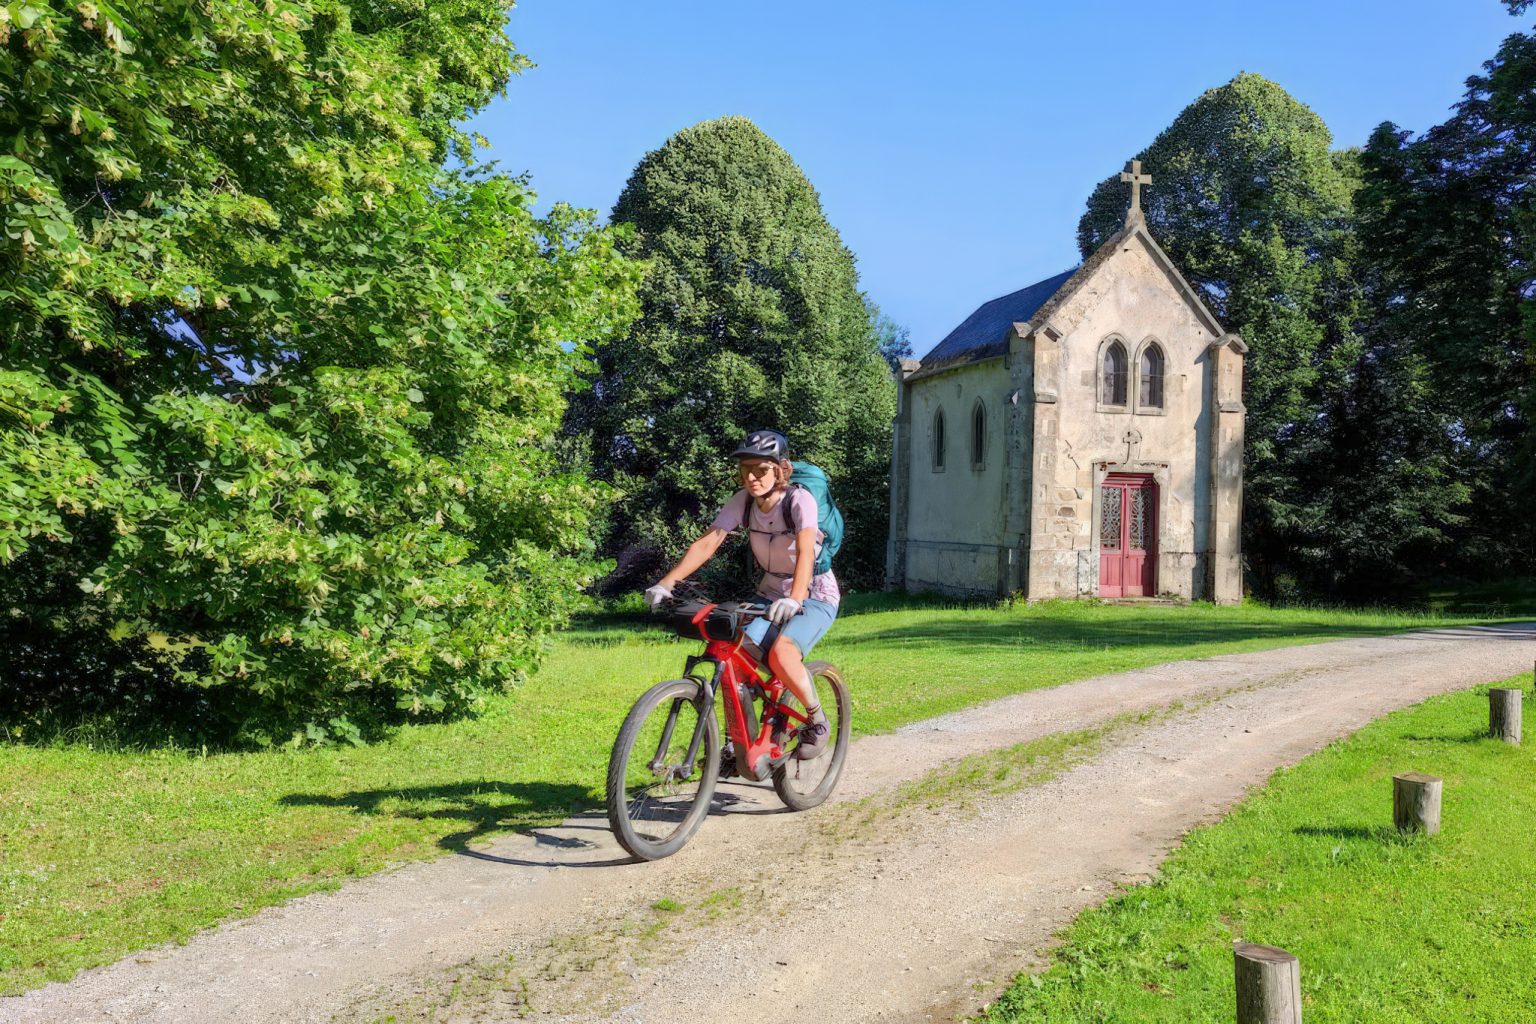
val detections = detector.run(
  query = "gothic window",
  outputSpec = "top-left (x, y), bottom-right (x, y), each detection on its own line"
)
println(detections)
top-left (1139, 342), bottom-right (1165, 409)
top-left (970, 400), bottom-right (986, 469)
top-left (1102, 340), bottom-right (1128, 406)
top-left (933, 407), bottom-right (946, 471)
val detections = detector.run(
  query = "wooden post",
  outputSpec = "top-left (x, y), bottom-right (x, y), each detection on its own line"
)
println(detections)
top-left (1489, 688), bottom-right (1522, 745)
top-left (1234, 942), bottom-right (1302, 1024)
top-left (1392, 772), bottom-right (1442, 835)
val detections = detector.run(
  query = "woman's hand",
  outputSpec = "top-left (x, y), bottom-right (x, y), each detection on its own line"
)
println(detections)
top-left (644, 583), bottom-right (673, 612)
top-left (767, 597), bottom-right (802, 625)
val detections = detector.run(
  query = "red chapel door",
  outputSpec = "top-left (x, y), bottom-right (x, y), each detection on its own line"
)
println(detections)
top-left (1098, 474), bottom-right (1157, 597)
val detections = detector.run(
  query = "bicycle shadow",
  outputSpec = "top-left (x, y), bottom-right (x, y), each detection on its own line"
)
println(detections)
top-left (280, 779), bottom-right (788, 869)
top-left (279, 780), bottom-right (622, 863)
top-left (709, 783), bottom-right (791, 816)
top-left (449, 787), bottom-right (785, 867)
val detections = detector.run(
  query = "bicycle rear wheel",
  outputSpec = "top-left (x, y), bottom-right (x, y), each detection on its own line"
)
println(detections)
top-left (606, 678), bottom-right (721, 861)
top-left (772, 661), bottom-right (850, 811)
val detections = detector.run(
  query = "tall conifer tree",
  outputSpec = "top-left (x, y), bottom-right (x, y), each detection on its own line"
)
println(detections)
top-left (574, 117), bottom-right (894, 589)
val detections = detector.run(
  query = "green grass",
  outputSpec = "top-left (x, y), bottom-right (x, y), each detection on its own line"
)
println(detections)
top-left (0, 596), bottom-right (1513, 994)
top-left (828, 705), bottom-right (1186, 842)
top-left (981, 673), bottom-right (1536, 1024)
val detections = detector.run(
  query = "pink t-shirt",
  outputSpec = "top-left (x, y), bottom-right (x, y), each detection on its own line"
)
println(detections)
top-left (711, 487), bottom-right (841, 606)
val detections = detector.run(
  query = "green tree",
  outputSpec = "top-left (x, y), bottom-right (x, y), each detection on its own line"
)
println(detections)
top-left (867, 299), bottom-right (913, 374)
top-left (1077, 73), bottom-right (1362, 596)
top-left (1348, 22), bottom-right (1536, 580)
top-left (1287, 326), bottom-right (1471, 598)
top-left (572, 117), bottom-right (894, 590)
top-left (0, 1), bottom-right (640, 743)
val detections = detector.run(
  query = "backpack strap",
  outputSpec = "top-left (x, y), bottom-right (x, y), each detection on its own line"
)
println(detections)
top-left (743, 485), bottom-right (808, 578)
top-left (739, 489), bottom-right (756, 580)
top-left (782, 483), bottom-right (801, 535)
top-left (743, 486), bottom-right (799, 538)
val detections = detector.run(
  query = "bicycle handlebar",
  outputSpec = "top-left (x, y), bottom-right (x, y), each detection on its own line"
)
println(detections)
top-left (653, 585), bottom-right (794, 654)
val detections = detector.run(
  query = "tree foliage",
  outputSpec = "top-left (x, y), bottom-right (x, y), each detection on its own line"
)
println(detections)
top-left (867, 299), bottom-right (913, 374)
top-left (571, 117), bottom-right (894, 591)
top-left (1349, 23), bottom-right (1536, 578)
top-left (0, 1), bottom-right (641, 743)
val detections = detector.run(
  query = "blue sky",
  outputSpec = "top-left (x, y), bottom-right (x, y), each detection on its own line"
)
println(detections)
top-left (466, 1), bottom-right (1522, 355)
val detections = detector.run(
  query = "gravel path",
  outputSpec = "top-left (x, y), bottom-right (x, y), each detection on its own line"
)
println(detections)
top-left (7, 624), bottom-right (1535, 1024)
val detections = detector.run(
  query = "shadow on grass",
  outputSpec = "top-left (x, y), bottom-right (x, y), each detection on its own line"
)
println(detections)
top-left (1402, 730), bottom-right (1499, 745)
top-left (1418, 577), bottom-right (1536, 618)
top-left (1293, 824), bottom-right (1387, 841)
top-left (832, 613), bottom-right (1465, 654)
top-left (564, 588), bottom-right (997, 641)
top-left (1293, 824), bottom-right (1422, 844)
top-left (280, 780), bottom-right (600, 855)
top-left (565, 594), bottom-right (1536, 654)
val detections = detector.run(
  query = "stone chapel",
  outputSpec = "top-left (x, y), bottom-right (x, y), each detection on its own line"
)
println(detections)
top-left (885, 162), bottom-right (1245, 602)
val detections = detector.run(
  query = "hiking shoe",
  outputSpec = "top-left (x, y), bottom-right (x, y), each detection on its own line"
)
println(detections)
top-left (719, 742), bottom-right (739, 779)
top-left (794, 711), bottom-right (830, 760)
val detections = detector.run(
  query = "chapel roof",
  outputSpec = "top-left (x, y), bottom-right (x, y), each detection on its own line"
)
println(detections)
top-left (909, 220), bottom-right (1229, 380)
top-left (914, 268), bottom-right (1076, 375)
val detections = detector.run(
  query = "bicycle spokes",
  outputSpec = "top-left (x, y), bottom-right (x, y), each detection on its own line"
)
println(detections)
top-left (622, 691), bottom-right (712, 840)
top-left (770, 662), bottom-right (848, 811)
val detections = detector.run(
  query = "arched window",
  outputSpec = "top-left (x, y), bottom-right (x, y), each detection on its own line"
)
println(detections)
top-left (970, 400), bottom-right (986, 469)
top-left (1139, 343), bottom-right (1165, 409)
top-left (932, 408), bottom-right (946, 471)
top-left (1102, 340), bottom-right (1128, 406)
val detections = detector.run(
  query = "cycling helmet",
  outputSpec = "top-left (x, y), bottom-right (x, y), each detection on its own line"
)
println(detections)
top-left (729, 428), bottom-right (789, 461)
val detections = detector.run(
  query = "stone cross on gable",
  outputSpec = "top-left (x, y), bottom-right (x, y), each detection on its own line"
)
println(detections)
top-left (1120, 160), bottom-right (1152, 225)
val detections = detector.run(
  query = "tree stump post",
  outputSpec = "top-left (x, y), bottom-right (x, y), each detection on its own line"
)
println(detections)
top-left (1234, 942), bottom-right (1302, 1024)
top-left (1489, 688), bottom-right (1522, 745)
top-left (1392, 772), bottom-right (1442, 835)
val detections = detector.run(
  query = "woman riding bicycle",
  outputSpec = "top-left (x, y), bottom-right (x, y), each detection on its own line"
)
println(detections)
top-left (644, 429), bottom-right (837, 759)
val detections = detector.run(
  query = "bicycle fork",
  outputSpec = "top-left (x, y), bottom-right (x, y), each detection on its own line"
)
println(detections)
top-left (648, 658), bottom-right (720, 779)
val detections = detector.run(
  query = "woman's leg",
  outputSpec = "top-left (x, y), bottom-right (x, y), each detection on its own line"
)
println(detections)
top-left (767, 635), bottom-right (817, 713)
top-left (769, 636), bottom-right (831, 758)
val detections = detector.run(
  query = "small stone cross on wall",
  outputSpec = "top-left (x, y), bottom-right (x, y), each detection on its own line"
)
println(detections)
top-left (1120, 160), bottom-right (1152, 225)
top-left (1123, 429), bottom-right (1142, 464)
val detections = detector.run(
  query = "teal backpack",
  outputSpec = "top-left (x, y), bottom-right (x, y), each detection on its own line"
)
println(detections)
top-left (738, 461), bottom-right (845, 577)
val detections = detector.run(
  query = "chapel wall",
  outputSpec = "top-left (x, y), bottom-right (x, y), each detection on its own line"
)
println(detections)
top-left (903, 359), bottom-right (1013, 595)
top-left (1028, 236), bottom-right (1220, 600)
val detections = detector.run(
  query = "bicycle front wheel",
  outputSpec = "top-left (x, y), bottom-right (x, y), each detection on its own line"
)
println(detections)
top-left (606, 677), bottom-right (721, 861)
top-left (772, 661), bottom-right (850, 811)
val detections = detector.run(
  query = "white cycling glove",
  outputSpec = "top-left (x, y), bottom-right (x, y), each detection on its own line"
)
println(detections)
top-left (767, 597), bottom-right (802, 625)
top-left (643, 583), bottom-right (673, 612)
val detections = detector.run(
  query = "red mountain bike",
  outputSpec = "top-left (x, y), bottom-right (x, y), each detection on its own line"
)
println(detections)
top-left (605, 596), bottom-right (850, 861)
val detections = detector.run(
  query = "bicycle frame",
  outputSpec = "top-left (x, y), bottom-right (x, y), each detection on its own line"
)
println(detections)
top-left (671, 603), bottom-right (810, 782)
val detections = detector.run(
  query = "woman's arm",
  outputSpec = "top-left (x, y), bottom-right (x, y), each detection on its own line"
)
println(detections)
top-left (658, 527), bottom-right (730, 590)
top-left (788, 527), bottom-right (816, 604)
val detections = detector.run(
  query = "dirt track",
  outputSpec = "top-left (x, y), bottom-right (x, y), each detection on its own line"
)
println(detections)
top-left (7, 624), bottom-right (1536, 1024)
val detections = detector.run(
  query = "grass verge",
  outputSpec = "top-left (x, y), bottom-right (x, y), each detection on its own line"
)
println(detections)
top-left (825, 703), bottom-right (1191, 843)
top-left (980, 672), bottom-right (1536, 1023)
top-left (0, 597), bottom-right (1510, 994)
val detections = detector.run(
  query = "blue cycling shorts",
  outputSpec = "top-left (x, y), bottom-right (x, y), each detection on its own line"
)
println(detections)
top-left (743, 597), bottom-right (838, 657)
